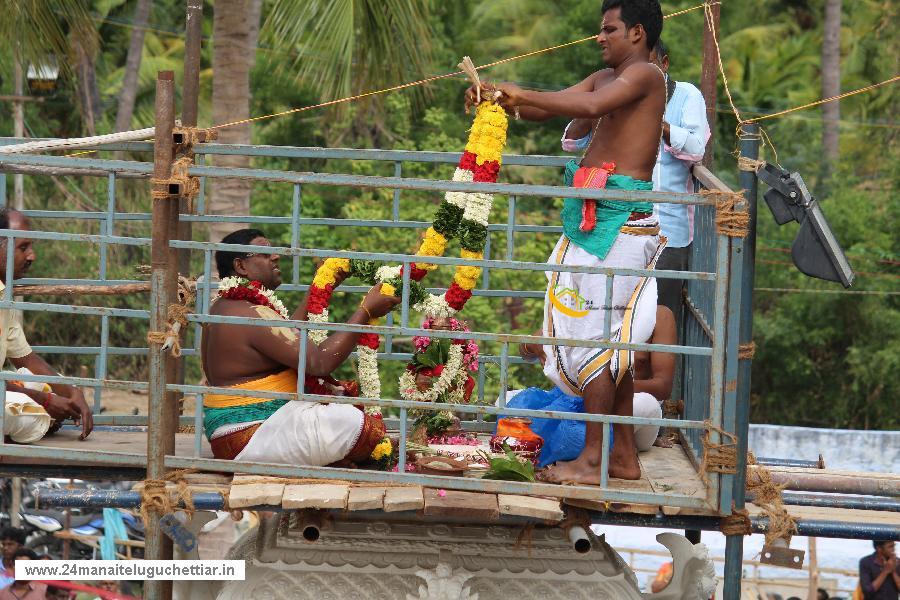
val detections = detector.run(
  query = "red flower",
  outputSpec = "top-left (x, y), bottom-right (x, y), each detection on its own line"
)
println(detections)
top-left (404, 263), bottom-right (429, 282)
top-left (306, 284), bottom-right (334, 315)
top-left (463, 375), bottom-right (475, 402)
top-left (444, 282), bottom-right (472, 311)
top-left (358, 333), bottom-right (380, 350)
top-left (458, 151), bottom-right (477, 172)
top-left (472, 161), bottom-right (500, 183)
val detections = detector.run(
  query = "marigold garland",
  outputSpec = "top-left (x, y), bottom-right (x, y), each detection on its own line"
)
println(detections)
top-left (304, 99), bottom-right (507, 408)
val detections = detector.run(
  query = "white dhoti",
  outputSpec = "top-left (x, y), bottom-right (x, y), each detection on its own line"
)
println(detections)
top-left (633, 391), bottom-right (662, 452)
top-left (4, 391), bottom-right (51, 444)
top-left (542, 221), bottom-right (665, 396)
top-left (235, 401), bottom-right (367, 466)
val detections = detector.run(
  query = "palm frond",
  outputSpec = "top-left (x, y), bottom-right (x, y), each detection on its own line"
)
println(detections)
top-left (1, 0), bottom-right (97, 77)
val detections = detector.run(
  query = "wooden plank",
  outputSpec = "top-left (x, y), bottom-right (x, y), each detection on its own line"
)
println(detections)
top-left (498, 494), bottom-right (564, 521)
top-left (424, 489), bottom-right (499, 521)
top-left (282, 484), bottom-right (349, 510)
top-left (383, 486), bottom-right (424, 512)
top-left (228, 482), bottom-right (285, 508)
top-left (641, 445), bottom-right (705, 501)
top-left (347, 487), bottom-right (386, 511)
top-left (33, 429), bottom-right (214, 458)
top-left (747, 503), bottom-right (900, 526)
top-left (564, 498), bottom-right (660, 516)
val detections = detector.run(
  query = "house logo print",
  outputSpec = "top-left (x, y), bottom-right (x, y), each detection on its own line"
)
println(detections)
top-left (549, 286), bottom-right (589, 318)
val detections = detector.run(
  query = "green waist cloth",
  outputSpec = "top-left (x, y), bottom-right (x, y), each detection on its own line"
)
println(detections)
top-left (561, 159), bottom-right (654, 260)
top-left (203, 400), bottom-right (287, 440)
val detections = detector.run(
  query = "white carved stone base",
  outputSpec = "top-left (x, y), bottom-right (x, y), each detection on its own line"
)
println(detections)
top-left (217, 513), bottom-right (645, 600)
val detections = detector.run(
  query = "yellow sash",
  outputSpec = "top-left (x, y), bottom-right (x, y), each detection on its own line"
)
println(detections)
top-left (203, 370), bottom-right (297, 409)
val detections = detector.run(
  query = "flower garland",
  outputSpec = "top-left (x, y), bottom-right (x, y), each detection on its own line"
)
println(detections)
top-left (217, 277), bottom-right (289, 319)
top-left (303, 100), bottom-right (507, 408)
top-left (399, 344), bottom-right (467, 403)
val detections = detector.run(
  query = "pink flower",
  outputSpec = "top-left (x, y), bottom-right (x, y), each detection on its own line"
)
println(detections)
top-left (438, 489), bottom-right (447, 497)
top-left (414, 336), bottom-right (432, 351)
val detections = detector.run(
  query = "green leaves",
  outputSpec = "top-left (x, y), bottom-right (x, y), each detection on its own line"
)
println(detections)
top-left (478, 445), bottom-right (536, 482)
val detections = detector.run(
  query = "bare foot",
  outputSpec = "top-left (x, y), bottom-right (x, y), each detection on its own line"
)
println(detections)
top-left (537, 455), bottom-right (602, 485)
top-left (608, 450), bottom-right (642, 480)
top-left (652, 435), bottom-right (674, 448)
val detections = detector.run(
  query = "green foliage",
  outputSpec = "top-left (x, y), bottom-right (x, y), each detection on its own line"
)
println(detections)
top-left (0, 0), bottom-right (896, 430)
top-left (478, 445), bottom-right (537, 482)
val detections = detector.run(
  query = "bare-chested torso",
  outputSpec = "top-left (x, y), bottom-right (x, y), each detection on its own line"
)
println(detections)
top-left (202, 299), bottom-right (299, 387)
top-left (582, 65), bottom-right (666, 181)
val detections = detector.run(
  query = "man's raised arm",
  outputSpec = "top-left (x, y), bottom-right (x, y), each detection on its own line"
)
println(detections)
top-left (465, 71), bottom-right (602, 122)
top-left (252, 284), bottom-right (400, 377)
top-left (494, 63), bottom-right (659, 120)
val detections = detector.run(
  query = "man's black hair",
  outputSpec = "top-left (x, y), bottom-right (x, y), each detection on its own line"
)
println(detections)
top-left (0, 527), bottom-right (27, 545)
top-left (215, 228), bottom-right (266, 279)
top-left (12, 547), bottom-right (37, 560)
top-left (873, 539), bottom-right (892, 549)
top-left (600, 0), bottom-right (663, 49)
top-left (0, 207), bottom-right (9, 231)
top-left (653, 38), bottom-right (668, 60)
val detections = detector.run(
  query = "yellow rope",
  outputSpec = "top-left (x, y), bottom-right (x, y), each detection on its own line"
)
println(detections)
top-left (749, 76), bottom-right (900, 123)
top-left (211, 3), bottom-right (711, 132)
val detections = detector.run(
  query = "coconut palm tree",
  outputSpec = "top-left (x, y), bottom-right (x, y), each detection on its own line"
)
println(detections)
top-left (821, 0), bottom-right (842, 164)
top-left (205, 0), bottom-right (435, 240)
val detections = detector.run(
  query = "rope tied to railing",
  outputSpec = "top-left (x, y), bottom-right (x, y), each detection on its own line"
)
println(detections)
top-left (702, 189), bottom-right (750, 238)
top-left (699, 421), bottom-right (738, 485)
top-left (139, 468), bottom-right (198, 524)
top-left (747, 463), bottom-right (797, 545)
top-left (720, 506), bottom-right (752, 536)
top-left (146, 276), bottom-right (196, 357)
top-left (738, 341), bottom-right (756, 360)
top-left (662, 398), bottom-right (684, 415)
top-left (737, 155), bottom-right (766, 172)
top-left (150, 156), bottom-right (200, 201)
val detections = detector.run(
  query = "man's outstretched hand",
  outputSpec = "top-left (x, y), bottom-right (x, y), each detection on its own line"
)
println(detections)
top-left (44, 389), bottom-right (93, 440)
top-left (361, 284), bottom-right (402, 319)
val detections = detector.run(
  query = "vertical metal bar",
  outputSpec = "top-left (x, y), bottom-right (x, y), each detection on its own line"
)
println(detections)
top-left (297, 329), bottom-right (308, 395)
top-left (100, 173), bottom-right (115, 279)
top-left (723, 123), bottom-right (760, 600)
top-left (4, 235), bottom-right (14, 301)
top-left (603, 274), bottom-right (614, 340)
top-left (95, 315), bottom-right (109, 412)
top-left (384, 312), bottom-right (394, 355)
top-left (392, 162), bottom-right (402, 221)
top-left (476, 366), bottom-right (486, 421)
top-left (600, 420), bottom-right (610, 488)
top-left (705, 227), bottom-right (731, 512)
top-left (497, 342), bottom-right (509, 408)
top-left (400, 260), bottom-right (411, 328)
top-left (193, 393), bottom-right (204, 457)
top-left (291, 184), bottom-right (301, 285)
top-left (196, 153), bottom-right (206, 214)
top-left (506, 196), bottom-right (515, 261)
top-left (481, 235), bottom-right (491, 289)
top-left (146, 70), bottom-right (176, 600)
top-left (397, 408), bottom-right (408, 472)
top-left (0, 173), bottom-right (6, 205)
top-left (700, 0), bottom-right (721, 167)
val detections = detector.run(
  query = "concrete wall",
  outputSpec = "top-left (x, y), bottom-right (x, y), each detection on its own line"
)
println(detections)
top-left (749, 424), bottom-right (900, 473)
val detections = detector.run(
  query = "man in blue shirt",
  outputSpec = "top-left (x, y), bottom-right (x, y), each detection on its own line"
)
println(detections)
top-left (561, 38), bottom-right (710, 323)
top-left (649, 39), bottom-right (710, 321)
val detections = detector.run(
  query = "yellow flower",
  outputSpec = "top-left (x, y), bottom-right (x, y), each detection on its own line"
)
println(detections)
top-left (371, 439), bottom-right (393, 461)
top-left (460, 249), bottom-right (484, 260)
top-left (312, 258), bottom-right (350, 289)
top-left (416, 227), bottom-right (447, 257)
top-left (454, 265), bottom-right (481, 290)
top-left (381, 283), bottom-right (396, 297)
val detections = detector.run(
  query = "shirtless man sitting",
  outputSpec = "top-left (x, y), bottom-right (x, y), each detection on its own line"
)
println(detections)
top-left (200, 228), bottom-right (399, 466)
top-left (468, 0), bottom-right (666, 481)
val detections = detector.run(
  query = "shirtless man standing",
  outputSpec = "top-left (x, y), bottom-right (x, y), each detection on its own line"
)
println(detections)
top-left (469, 0), bottom-right (665, 482)
top-left (201, 228), bottom-right (399, 466)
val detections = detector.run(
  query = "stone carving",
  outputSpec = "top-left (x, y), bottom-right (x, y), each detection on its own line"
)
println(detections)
top-left (407, 563), bottom-right (477, 600)
top-left (643, 532), bottom-right (717, 600)
top-left (216, 513), bottom-right (714, 600)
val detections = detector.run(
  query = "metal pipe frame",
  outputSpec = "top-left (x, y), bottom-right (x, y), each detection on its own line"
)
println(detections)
top-left (0, 118), bottom-right (743, 515)
top-left (33, 490), bottom-right (900, 542)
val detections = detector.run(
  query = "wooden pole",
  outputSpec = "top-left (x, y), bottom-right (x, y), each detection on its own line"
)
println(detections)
top-left (700, 0), bottom-right (721, 168)
top-left (807, 537), bottom-right (819, 600)
top-left (146, 70), bottom-right (177, 600)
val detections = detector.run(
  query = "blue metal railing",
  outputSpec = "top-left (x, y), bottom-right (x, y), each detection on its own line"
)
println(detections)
top-left (0, 139), bottom-right (743, 512)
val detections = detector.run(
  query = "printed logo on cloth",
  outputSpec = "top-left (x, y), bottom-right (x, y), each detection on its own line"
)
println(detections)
top-left (549, 285), bottom-right (628, 319)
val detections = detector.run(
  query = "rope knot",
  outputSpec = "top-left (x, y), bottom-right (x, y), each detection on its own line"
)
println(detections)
top-left (702, 189), bottom-right (750, 238)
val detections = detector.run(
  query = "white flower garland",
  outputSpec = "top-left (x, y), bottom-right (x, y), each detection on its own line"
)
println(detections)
top-left (306, 309), bottom-right (329, 345)
top-left (356, 345), bottom-right (381, 412)
top-left (460, 192), bottom-right (493, 226)
top-left (413, 294), bottom-right (457, 318)
top-left (398, 344), bottom-right (466, 403)
top-left (217, 276), bottom-right (290, 320)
